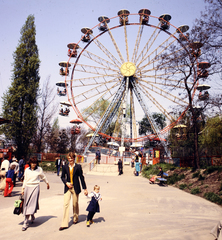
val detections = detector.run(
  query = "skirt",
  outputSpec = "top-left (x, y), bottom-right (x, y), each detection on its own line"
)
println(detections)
top-left (23, 185), bottom-right (40, 216)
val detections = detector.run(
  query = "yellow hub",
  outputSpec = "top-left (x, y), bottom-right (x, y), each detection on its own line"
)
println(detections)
top-left (120, 62), bottom-right (136, 77)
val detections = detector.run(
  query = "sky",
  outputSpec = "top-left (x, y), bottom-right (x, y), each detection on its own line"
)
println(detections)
top-left (0, 0), bottom-right (209, 131)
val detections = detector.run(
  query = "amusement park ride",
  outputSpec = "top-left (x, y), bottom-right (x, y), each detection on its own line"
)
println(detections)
top-left (56, 9), bottom-right (211, 157)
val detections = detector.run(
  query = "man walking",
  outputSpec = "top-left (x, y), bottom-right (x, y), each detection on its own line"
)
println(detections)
top-left (59, 152), bottom-right (88, 231)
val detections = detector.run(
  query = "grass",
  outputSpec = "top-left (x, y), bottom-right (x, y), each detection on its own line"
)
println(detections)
top-left (179, 184), bottom-right (187, 190)
top-left (142, 163), bottom-right (175, 179)
top-left (204, 192), bottom-right (222, 205)
top-left (191, 187), bottom-right (201, 195)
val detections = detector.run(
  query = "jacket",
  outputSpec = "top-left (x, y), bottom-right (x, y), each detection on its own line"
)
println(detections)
top-left (61, 163), bottom-right (86, 194)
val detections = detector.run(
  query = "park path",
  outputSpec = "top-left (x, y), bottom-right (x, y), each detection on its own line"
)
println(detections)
top-left (0, 164), bottom-right (221, 240)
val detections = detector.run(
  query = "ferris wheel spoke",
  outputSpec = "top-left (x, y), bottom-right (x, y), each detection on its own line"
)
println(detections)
top-left (135, 22), bottom-right (161, 65)
top-left (123, 23), bottom-right (130, 62)
top-left (72, 80), bottom-right (120, 105)
top-left (139, 45), bottom-right (185, 71)
top-left (138, 35), bottom-right (177, 70)
top-left (79, 47), bottom-right (119, 69)
top-left (141, 65), bottom-right (192, 75)
top-left (104, 24), bottom-right (125, 64)
top-left (73, 63), bottom-right (119, 75)
top-left (139, 82), bottom-right (188, 106)
top-left (131, 23), bottom-right (144, 63)
top-left (91, 35), bottom-right (122, 68)
top-left (139, 87), bottom-right (175, 122)
top-left (68, 75), bottom-right (119, 87)
top-left (139, 77), bottom-right (193, 89)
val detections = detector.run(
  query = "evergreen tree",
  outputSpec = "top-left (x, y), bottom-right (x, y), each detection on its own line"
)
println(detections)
top-left (1, 15), bottom-right (40, 159)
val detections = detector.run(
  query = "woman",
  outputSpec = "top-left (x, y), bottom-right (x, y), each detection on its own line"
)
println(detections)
top-left (21, 157), bottom-right (50, 231)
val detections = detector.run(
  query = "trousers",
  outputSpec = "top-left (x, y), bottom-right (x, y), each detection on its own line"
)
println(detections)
top-left (61, 187), bottom-right (79, 227)
top-left (4, 178), bottom-right (14, 197)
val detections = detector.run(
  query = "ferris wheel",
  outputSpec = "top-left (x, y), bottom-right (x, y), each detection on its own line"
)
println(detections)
top-left (63, 9), bottom-right (198, 154)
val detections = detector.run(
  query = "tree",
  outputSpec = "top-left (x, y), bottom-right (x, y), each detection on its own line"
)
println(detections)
top-left (31, 76), bottom-right (57, 153)
top-left (139, 113), bottom-right (166, 135)
top-left (155, 0), bottom-right (222, 168)
top-left (1, 15), bottom-right (40, 159)
top-left (45, 118), bottom-right (60, 152)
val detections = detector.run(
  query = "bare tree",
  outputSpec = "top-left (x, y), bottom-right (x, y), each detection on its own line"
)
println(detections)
top-left (32, 76), bottom-right (58, 152)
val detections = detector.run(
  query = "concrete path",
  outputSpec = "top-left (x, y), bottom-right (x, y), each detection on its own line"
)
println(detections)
top-left (0, 165), bottom-right (221, 240)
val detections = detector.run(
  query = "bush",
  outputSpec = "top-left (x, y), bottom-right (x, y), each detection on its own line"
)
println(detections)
top-left (192, 171), bottom-right (200, 178)
top-left (179, 184), bottom-right (187, 190)
top-left (167, 173), bottom-right (185, 185)
top-left (204, 192), bottom-right (222, 205)
top-left (204, 166), bottom-right (222, 175)
top-left (40, 161), bottom-right (56, 172)
top-left (198, 174), bottom-right (205, 181)
top-left (191, 187), bottom-right (201, 195)
top-left (219, 182), bottom-right (222, 191)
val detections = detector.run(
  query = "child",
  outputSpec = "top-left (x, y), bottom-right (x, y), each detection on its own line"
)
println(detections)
top-left (4, 164), bottom-right (15, 197)
top-left (86, 185), bottom-right (102, 227)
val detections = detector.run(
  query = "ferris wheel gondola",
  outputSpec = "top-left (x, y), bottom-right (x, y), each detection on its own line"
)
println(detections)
top-left (59, 101), bottom-right (71, 116)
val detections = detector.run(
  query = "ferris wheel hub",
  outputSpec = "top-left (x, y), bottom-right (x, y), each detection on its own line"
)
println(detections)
top-left (120, 62), bottom-right (136, 77)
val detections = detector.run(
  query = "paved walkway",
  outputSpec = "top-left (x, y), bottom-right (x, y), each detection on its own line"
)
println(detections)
top-left (0, 165), bottom-right (221, 240)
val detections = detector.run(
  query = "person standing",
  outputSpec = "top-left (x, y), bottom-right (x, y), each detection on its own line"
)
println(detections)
top-left (135, 159), bottom-right (142, 176)
top-left (118, 159), bottom-right (123, 175)
top-left (21, 157), bottom-right (50, 231)
top-left (18, 156), bottom-right (25, 181)
top-left (4, 164), bottom-right (15, 197)
top-left (10, 157), bottom-right (19, 186)
top-left (59, 152), bottom-right (88, 231)
top-left (61, 158), bottom-right (67, 170)
top-left (95, 149), bottom-right (101, 164)
top-left (55, 157), bottom-right (61, 176)
top-left (1, 155), bottom-right (10, 173)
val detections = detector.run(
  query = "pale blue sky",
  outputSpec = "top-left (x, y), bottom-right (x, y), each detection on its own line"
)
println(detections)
top-left (0, 0), bottom-right (208, 129)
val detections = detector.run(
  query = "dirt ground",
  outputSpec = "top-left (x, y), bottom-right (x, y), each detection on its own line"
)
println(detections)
top-left (167, 168), bottom-right (222, 201)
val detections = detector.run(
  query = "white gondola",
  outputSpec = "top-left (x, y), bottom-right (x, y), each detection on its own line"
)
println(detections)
top-left (56, 81), bottom-right (68, 96)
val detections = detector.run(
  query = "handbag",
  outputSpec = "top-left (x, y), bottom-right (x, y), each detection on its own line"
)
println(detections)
top-left (13, 195), bottom-right (24, 215)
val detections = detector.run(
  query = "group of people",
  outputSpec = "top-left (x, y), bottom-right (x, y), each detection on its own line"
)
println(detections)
top-left (2, 152), bottom-right (101, 231)
top-left (0, 155), bottom-right (26, 197)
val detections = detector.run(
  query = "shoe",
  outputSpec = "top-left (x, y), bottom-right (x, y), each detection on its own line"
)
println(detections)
top-left (89, 220), bottom-right (94, 224)
top-left (59, 227), bottom-right (68, 231)
top-left (22, 225), bottom-right (28, 231)
top-left (86, 221), bottom-right (90, 227)
top-left (73, 221), bottom-right (78, 224)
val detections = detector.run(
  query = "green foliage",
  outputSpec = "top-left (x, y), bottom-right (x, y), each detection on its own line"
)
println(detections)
top-left (167, 173), bottom-right (185, 185)
top-left (142, 163), bottom-right (175, 179)
top-left (40, 161), bottom-right (57, 172)
top-left (219, 182), bottom-right (222, 191)
top-left (138, 113), bottom-right (166, 136)
top-left (198, 174), bottom-right (205, 181)
top-left (192, 171), bottom-right (200, 178)
top-left (201, 117), bottom-right (222, 154)
top-left (179, 184), bottom-right (187, 190)
top-left (204, 192), bottom-right (222, 205)
top-left (191, 187), bottom-right (201, 195)
top-left (1, 15), bottom-right (40, 159)
top-left (204, 166), bottom-right (222, 175)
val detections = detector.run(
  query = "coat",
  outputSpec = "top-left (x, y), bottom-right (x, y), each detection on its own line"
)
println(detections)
top-left (61, 163), bottom-right (87, 194)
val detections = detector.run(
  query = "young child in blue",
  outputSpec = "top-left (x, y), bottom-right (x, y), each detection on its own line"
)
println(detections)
top-left (86, 185), bottom-right (102, 227)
